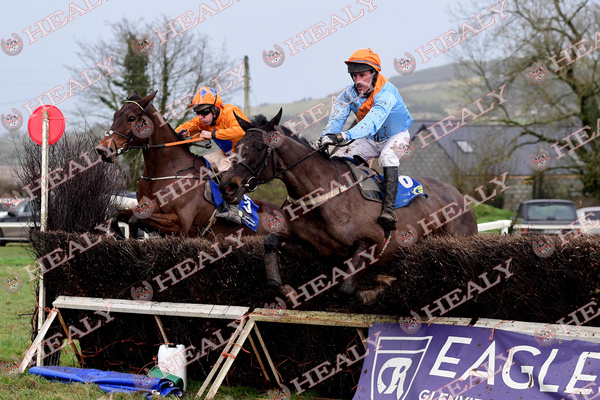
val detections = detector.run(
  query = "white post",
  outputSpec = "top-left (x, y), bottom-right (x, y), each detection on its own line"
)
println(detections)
top-left (36, 110), bottom-right (49, 366)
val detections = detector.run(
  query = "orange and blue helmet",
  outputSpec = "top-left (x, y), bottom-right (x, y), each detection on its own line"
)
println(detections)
top-left (345, 48), bottom-right (382, 73)
top-left (192, 87), bottom-right (223, 110)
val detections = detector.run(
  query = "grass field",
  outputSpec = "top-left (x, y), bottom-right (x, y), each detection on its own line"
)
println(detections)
top-left (0, 244), bottom-right (317, 399)
top-left (472, 203), bottom-right (515, 224)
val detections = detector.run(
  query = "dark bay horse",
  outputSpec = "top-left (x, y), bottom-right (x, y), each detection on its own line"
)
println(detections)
top-left (97, 91), bottom-right (284, 239)
top-left (219, 110), bottom-right (478, 303)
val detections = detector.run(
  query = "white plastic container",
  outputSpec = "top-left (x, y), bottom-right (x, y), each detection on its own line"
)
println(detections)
top-left (158, 344), bottom-right (187, 391)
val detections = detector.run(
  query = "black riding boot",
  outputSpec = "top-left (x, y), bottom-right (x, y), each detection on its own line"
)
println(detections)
top-left (377, 166), bottom-right (398, 231)
top-left (215, 203), bottom-right (243, 224)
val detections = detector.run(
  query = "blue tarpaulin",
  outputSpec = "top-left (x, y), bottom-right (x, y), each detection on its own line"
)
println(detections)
top-left (30, 366), bottom-right (183, 398)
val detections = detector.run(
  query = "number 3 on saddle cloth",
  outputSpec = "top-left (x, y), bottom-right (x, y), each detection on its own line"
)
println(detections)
top-left (339, 157), bottom-right (428, 208)
top-left (204, 159), bottom-right (259, 231)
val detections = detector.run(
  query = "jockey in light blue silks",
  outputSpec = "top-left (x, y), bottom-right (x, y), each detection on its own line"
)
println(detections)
top-left (316, 48), bottom-right (413, 231)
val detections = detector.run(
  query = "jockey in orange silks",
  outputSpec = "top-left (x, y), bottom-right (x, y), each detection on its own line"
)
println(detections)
top-left (175, 86), bottom-right (249, 224)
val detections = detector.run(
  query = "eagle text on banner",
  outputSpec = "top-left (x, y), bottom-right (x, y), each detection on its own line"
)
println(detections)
top-left (353, 322), bottom-right (600, 400)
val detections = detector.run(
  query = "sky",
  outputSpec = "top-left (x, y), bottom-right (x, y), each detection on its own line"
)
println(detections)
top-left (0, 0), bottom-right (496, 134)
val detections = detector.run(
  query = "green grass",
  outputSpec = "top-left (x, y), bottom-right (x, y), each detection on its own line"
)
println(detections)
top-left (247, 180), bottom-right (289, 207)
top-left (0, 373), bottom-right (310, 400)
top-left (0, 244), bottom-right (319, 399)
top-left (472, 203), bottom-right (515, 224)
top-left (0, 244), bottom-right (36, 363)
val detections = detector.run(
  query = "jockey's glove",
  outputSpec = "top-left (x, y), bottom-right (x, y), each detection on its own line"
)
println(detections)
top-left (317, 132), bottom-right (347, 148)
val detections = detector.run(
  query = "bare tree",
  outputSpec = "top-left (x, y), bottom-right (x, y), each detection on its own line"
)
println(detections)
top-left (67, 17), bottom-right (241, 189)
top-left (13, 133), bottom-right (125, 233)
top-left (68, 17), bottom-right (239, 128)
top-left (450, 0), bottom-right (600, 196)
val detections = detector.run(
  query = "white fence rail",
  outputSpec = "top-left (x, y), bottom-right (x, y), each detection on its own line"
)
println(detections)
top-left (0, 221), bottom-right (149, 241)
top-left (477, 220), bottom-right (585, 234)
top-left (477, 220), bottom-right (512, 234)
top-left (0, 220), bottom-right (585, 240)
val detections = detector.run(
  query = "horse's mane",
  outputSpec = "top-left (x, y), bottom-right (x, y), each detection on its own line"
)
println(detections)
top-left (250, 114), bottom-right (331, 160)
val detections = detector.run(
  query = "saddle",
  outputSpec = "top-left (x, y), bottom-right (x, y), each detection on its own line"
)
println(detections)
top-left (336, 157), bottom-right (427, 208)
top-left (203, 175), bottom-right (259, 232)
top-left (336, 156), bottom-right (384, 203)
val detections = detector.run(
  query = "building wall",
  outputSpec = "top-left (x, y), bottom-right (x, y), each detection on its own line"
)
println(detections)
top-left (388, 141), bottom-right (585, 212)
top-left (397, 141), bottom-right (455, 184)
top-left (503, 178), bottom-right (534, 212)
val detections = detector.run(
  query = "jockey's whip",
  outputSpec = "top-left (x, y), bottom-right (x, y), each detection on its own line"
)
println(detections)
top-left (379, 230), bottom-right (392, 257)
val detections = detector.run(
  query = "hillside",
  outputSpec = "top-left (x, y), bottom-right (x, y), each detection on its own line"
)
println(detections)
top-left (250, 63), bottom-right (461, 141)
top-left (0, 63), bottom-right (462, 169)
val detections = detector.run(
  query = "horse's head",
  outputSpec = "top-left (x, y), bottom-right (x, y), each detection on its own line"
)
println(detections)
top-left (219, 109), bottom-right (285, 204)
top-left (97, 91), bottom-right (157, 163)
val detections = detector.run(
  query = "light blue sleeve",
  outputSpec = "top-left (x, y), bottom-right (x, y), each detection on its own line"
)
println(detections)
top-left (345, 91), bottom-right (395, 140)
top-left (322, 88), bottom-right (355, 136)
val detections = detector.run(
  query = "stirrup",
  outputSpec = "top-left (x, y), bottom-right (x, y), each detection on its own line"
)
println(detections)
top-left (377, 210), bottom-right (397, 231)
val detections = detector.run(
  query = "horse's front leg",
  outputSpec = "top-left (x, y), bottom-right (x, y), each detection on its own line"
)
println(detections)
top-left (137, 213), bottom-right (183, 234)
top-left (103, 208), bottom-right (135, 239)
top-left (265, 232), bottom-right (282, 287)
top-left (264, 232), bottom-right (296, 298)
top-left (339, 240), bottom-right (386, 305)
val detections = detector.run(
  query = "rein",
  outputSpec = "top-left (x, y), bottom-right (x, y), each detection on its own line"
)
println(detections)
top-left (105, 99), bottom-right (211, 156)
top-left (127, 136), bottom-right (212, 150)
top-left (107, 99), bottom-right (213, 181)
top-left (236, 128), bottom-right (328, 191)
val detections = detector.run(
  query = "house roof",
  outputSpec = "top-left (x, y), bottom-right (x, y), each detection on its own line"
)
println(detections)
top-left (408, 120), bottom-right (585, 176)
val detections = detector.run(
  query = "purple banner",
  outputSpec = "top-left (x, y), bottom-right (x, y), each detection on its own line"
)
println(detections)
top-left (353, 323), bottom-right (600, 400)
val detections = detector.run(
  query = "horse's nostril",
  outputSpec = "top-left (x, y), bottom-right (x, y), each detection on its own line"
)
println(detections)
top-left (227, 184), bottom-right (238, 194)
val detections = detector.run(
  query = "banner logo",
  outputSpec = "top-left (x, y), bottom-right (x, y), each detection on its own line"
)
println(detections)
top-left (371, 336), bottom-right (432, 400)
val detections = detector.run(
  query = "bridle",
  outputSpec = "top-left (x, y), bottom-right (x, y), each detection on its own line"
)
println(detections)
top-left (104, 100), bottom-right (211, 156)
top-left (104, 100), bottom-right (149, 156)
top-left (235, 127), bottom-right (351, 192)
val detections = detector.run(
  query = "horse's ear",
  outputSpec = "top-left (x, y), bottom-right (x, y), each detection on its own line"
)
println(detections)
top-left (266, 108), bottom-right (283, 130)
top-left (234, 111), bottom-right (253, 131)
top-left (139, 91), bottom-right (157, 108)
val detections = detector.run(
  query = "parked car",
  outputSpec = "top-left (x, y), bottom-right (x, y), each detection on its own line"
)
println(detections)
top-left (0, 193), bottom-right (144, 245)
top-left (0, 198), bottom-right (34, 245)
top-left (576, 207), bottom-right (600, 234)
top-left (512, 199), bottom-right (579, 235)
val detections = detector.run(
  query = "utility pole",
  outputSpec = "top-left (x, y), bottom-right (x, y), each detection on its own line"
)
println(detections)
top-left (244, 55), bottom-right (249, 116)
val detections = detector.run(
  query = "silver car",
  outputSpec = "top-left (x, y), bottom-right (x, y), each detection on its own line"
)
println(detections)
top-left (0, 198), bottom-right (33, 245)
top-left (512, 199), bottom-right (580, 235)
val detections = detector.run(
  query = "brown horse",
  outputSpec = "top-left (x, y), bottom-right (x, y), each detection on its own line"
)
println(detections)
top-left (219, 110), bottom-right (478, 303)
top-left (96, 91), bottom-right (283, 239)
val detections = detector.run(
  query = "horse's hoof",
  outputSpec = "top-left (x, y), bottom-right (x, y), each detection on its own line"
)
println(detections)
top-left (339, 278), bottom-right (355, 295)
top-left (280, 285), bottom-right (297, 303)
top-left (376, 275), bottom-right (397, 287)
top-left (267, 278), bottom-right (281, 288)
top-left (358, 289), bottom-right (383, 305)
